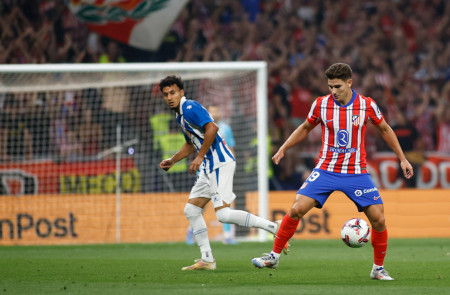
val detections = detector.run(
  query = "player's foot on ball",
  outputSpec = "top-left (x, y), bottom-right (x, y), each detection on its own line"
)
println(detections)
top-left (275, 220), bottom-right (291, 255)
top-left (370, 266), bottom-right (394, 280)
top-left (181, 259), bottom-right (216, 271)
top-left (252, 253), bottom-right (279, 269)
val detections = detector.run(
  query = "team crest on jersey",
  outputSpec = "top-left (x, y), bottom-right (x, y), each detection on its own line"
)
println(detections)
top-left (352, 115), bottom-right (360, 126)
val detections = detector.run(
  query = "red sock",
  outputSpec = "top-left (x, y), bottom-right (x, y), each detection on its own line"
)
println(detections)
top-left (273, 214), bottom-right (299, 254)
top-left (371, 228), bottom-right (388, 266)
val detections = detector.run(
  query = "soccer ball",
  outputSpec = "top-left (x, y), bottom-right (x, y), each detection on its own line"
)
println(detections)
top-left (340, 218), bottom-right (371, 248)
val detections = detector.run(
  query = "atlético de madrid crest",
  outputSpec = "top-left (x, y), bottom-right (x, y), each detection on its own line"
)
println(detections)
top-left (352, 115), bottom-right (360, 126)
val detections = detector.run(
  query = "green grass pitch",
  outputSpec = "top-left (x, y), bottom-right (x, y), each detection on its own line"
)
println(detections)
top-left (0, 239), bottom-right (448, 295)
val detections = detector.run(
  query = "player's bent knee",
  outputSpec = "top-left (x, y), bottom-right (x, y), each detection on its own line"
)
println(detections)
top-left (370, 217), bottom-right (386, 231)
top-left (184, 203), bottom-right (203, 218)
top-left (215, 207), bottom-right (231, 223)
top-left (289, 206), bottom-right (306, 220)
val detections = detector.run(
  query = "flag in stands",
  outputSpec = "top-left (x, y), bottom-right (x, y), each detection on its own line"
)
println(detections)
top-left (68, 0), bottom-right (188, 51)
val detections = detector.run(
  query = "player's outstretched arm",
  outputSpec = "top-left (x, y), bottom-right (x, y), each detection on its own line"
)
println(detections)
top-left (374, 119), bottom-right (414, 179)
top-left (273, 120), bottom-right (316, 165)
top-left (159, 142), bottom-right (196, 172)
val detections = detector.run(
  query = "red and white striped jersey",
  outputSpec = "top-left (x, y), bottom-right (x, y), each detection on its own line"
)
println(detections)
top-left (306, 90), bottom-right (383, 174)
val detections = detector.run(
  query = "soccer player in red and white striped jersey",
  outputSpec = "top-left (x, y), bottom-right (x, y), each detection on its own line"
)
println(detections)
top-left (307, 84), bottom-right (383, 174)
top-left (252, 63), bottom-right (414, 280)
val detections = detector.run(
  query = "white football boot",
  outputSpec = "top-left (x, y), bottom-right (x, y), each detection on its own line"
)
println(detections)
top-left (370, 265), bottom-right (394, 280)
top-left (252, 253), bottom-right (280, 269)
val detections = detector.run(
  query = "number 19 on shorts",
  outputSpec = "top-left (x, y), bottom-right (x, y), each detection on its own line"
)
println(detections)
top-left (307, 171), bottom-right (320, 182)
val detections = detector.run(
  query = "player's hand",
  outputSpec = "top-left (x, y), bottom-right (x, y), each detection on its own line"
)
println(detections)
top-left (189, 156), bottom-right (203, 175)
top-left (272, 150), bottom-right (285, 165)
top-left (400, 159), bottom-right (414, 179)
top-left (159, 158), bottom-right (174, 171)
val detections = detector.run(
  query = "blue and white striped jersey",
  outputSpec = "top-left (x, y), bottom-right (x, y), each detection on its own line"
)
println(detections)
top-left (176, 97), bottom-right (235, 173)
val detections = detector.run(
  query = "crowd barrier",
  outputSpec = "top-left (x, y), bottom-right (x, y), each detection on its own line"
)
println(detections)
top-left (0, 190), bottom-right (449, 245)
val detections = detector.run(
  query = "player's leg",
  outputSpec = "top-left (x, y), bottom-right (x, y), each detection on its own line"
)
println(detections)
top-left (182, 173), bottom-right (216, 270)
top-left (251, 194), bottom-right (317, 268)
top-left (215, 202), bottom-right (290, 253)
top-left (342, 172), bottom-right (393, 280)
top-left (215, 204), bottom-right (278, 234)
top-left (213, 162), bottom-right (278, 234)
top-left (364, 204), bottom-right (393, 280)
top-left (222, 201), bottom-right (237, 245)
top-left (274, 194), bottom-right (318, 252)
top-left (252, 168), bottom-right (332, 269)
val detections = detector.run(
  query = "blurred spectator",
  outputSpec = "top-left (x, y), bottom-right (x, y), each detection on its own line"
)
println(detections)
top-left (0, 93), bottom-right (33, 161)
top-left (435, 91), bottom-right (450, 154)
top-left (59, 130), bottom-right (82, 162)
top-left (202, 36), bottom-right (232, 61)
top-left (271, 67), bottom-right (292, 141)
top-left (158, 119), bottom-right (192, 192)
top-left (26, 92), bottom-right (51, 158)
top-left (77, 108), bottom-right (103, 157)
top-left (99, 39), bottom-right (126, 63)
top-left (99, 86), bottom-right (129, 149)
top-left (208, 105), bottom-right (235, 153)
top-left (289, 77), bottom-right (312, 128)
top-left (391, 111), bottom-right (424, 187)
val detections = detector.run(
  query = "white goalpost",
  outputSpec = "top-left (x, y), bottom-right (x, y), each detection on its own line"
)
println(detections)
top-left (0, 62), bottom-right (269, 244)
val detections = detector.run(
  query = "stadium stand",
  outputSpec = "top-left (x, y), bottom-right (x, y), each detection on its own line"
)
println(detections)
top-left (0, 0), bottom-right (448, 189)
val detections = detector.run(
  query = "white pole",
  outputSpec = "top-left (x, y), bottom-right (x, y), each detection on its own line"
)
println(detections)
top-left (116, 125), bottom-right (121, 243)
top-left (256, 63), bottom-right (269, 242)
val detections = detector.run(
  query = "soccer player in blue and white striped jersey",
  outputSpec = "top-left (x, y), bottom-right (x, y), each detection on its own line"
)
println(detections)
top-left (159, 76), bottom-right (289, 271)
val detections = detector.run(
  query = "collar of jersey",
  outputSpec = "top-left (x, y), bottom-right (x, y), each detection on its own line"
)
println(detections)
top-left (332, 89), bottom-right (357, 108)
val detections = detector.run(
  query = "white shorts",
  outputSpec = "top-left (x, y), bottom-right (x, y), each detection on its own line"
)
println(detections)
top-left (189, 161), bottom-right (237, 208)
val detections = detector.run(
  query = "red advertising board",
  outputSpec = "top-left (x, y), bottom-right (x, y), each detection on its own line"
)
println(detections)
top-left (0, 152), bottom-right (448, 195)
top-left (366, 152), bottom-right (450, 189)
top-left (0, 158), bottom-right (139, 194)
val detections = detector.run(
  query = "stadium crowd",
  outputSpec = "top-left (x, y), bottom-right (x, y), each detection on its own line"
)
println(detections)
top-left (0, 0), bottom-right (449, 189)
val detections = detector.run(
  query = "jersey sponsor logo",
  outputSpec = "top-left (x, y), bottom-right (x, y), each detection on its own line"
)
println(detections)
top-left (337, 130), bottom-right (349, 146)
top-left (355, 187), bottom-right (379, 197)
top-left (328, 146), bottom-right (356, 153)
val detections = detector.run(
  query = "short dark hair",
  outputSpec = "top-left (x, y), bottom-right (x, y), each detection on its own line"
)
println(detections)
top-left (325, 63), bottom-right (352, 81)
top-left (159, 75), bottom-right (184, 92)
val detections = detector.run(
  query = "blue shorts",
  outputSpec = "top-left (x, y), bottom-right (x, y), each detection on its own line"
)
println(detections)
top-left (297, 169), bottom-right (383, 212)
